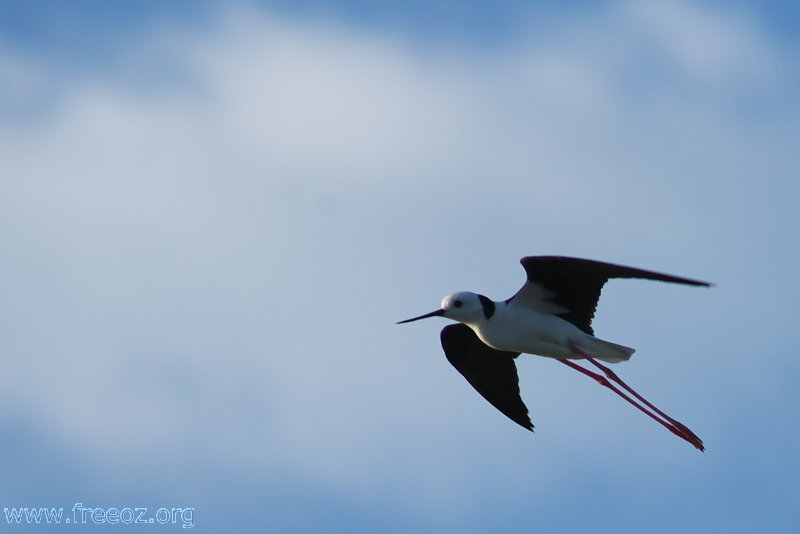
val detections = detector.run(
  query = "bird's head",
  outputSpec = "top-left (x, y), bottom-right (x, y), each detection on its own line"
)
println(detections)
top-left (397, 291), bottom-right (490, 325)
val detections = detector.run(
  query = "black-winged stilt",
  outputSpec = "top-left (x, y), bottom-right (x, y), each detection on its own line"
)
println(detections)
top-left (398, 256), bottom-right (710, 451)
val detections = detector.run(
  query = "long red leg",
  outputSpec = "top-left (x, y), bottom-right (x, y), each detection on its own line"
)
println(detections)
top-left (558, 360), bottom-right (690, 442)
top-left (580, 355), bottom-right (704, 451)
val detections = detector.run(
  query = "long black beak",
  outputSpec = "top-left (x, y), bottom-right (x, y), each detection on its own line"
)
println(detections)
top-left (396, 309), bottom-right (445, 324)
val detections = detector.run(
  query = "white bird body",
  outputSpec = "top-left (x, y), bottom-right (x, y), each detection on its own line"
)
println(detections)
top-left (441, 291), bottom-right (635, 363)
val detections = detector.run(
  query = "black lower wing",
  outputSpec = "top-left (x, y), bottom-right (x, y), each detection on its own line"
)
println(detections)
top-left (440, 324), bottom-right (533, 431)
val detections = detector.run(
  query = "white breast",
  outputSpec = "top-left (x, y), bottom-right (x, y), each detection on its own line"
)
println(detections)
top-left (469, 303), bottom-right (584, 358)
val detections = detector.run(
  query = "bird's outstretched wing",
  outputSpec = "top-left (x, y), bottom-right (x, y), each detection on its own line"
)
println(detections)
top-left (440, 324), bottom-right (533, 431)
top-left (511, 256), bottom-right (711, 335)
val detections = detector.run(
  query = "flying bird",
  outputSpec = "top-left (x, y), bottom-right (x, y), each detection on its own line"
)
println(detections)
top-left (398, 256), bottom-right (710, 450)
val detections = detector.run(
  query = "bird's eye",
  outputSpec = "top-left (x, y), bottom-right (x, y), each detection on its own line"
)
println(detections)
top-left (453, 299), bottom-right (463, 308)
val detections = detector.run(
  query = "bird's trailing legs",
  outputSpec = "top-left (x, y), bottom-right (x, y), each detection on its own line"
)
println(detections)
top-left (557, 359), bottom-right (695, 446)
top-left (563, 342), bottom-right (704, 451)
top-left (582, 355), bottom-right (704, 451)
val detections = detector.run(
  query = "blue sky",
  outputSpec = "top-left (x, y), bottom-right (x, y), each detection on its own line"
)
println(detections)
top-left (1, 1), bottom-right (798, 532)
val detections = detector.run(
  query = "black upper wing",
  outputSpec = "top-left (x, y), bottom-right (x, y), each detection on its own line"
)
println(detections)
top-left (440, 323), bottom-right (533, 431)
top-left (516, 256), bottom-right (711, 335)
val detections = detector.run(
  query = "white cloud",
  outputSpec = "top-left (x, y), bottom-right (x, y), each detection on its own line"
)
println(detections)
top-left (621, 0), bottom-right (780, 85)
top-left (0, 0), bottom-right (797, 522)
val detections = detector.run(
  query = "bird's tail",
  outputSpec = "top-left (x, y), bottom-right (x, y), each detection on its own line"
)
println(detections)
top-left (578, 337), bottom-right (636, 363)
